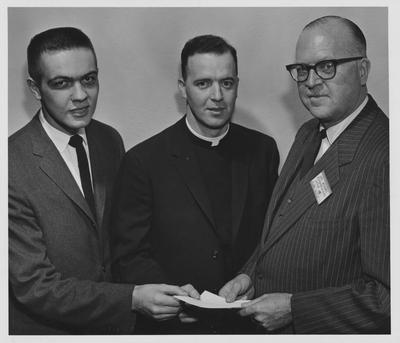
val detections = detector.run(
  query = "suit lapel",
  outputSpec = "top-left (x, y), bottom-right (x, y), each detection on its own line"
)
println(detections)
top-left (261, 98), bottom-right (377, 253)
top-left (31, 116), bottom-right (96, 224)
top-left (260, 124), bottom-right (310, 244)
top-left (86, 127), bottom-right (106, 225)
top-left (169, 119), bottom-right (216, 229)
top-left (262, 145), bottom-right (340, 252)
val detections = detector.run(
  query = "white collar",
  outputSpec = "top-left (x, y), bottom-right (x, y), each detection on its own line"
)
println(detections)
top-left (185, 116), bottom-right (230, 147)
top-left (39, 109), bottom-right (87, 153)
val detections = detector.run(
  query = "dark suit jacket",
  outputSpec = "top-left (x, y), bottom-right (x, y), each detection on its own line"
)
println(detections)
top-left (243, 95), bottom-right (390, 333)
top-left (111, 117), bottom-right (279, 292)
top-left (9, 114), bottom-right (136, 334)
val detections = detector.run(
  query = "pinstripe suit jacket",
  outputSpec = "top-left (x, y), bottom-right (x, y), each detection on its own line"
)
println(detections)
top-left (243, 95), bottom-right (390, 333)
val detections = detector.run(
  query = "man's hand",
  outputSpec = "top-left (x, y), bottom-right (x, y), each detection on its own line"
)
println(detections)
top-left (239, 293), bottom-right (293, 331)
top-left (180, 283), bottom-right (200, 299)
top-left (131, 284), bottom-right (188, 321)
top-left (178, 283), bottom-right (200, 323)
top-left (218, 273), bottom-right (254, 302)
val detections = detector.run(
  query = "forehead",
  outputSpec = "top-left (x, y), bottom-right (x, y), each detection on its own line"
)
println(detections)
top-left (295, 25), bottom-right (354, 62)
top-left (38, 48), bottom-right (97, 79)
top-left (186, 52), bottom-right (236, 77)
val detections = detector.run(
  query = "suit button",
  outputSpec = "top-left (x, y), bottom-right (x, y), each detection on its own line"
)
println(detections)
top-left (287, 198), bottom-right (292, 204)
top-left (257, 273), bottom-right (263, 280)
top-left (212, 250), bottom-right (219, 259)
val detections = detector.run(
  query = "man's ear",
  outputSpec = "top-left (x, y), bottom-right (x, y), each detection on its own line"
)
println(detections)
top-left (178, 79), bottom-right (187, 100)
top-left (27, 77), bottom-right (42, 101)
top-left (359, 57), bottom-right (370, 85)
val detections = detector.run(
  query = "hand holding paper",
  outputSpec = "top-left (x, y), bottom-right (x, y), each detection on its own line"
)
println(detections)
top-left (219, 273), bottom-right (254, 302)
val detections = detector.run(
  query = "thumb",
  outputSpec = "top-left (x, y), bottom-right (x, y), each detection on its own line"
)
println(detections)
top-left (181, 284), bottom-right (200, 299)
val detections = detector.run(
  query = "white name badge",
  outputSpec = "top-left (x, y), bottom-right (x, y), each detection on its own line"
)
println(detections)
top-left (310, 171), bottom-right (332, 204)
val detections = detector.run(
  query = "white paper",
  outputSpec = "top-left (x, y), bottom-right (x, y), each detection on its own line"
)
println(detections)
top-left (175, 290), bottom-right (249, 309)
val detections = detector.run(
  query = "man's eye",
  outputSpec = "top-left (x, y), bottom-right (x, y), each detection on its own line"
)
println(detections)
top-left (81, 75), bottom-right (98, 87)
top-left (195, 80), bottom-right (210, 89)
top-left (296, 66), bottom-right (308, 75)
top-left (319, 61), bottom-right (334, 72)
top-left (221, 80), bottom-right (234, 89)
top-left (50, 80), bottom-right (70, 89)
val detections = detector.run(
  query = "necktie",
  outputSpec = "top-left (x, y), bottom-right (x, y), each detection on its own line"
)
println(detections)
top-left (68, 135), bottom-right (96, 217)
top-left (300, 127), bottom-right (327, 179)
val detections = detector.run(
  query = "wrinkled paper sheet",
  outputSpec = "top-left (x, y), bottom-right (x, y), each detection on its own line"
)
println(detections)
top-left (175, 290), bottom-right (249, 309)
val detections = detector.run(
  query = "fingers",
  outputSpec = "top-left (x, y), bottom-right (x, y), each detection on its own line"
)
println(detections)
top-left (239, 296), bottom-right (263, 316)
top-left (149, 305), bottom-right (181, 315)
top-left (230, 281), bottom-right (244, 302)
top-left (181, 284), bottom-right (200, 299)
top-left (219, 274), bottom-right (252, 302)
top-left (218, 281), bottom-right (232, 298)
top-left (238, 285), bottom-right (255, 300)
top-left (219, 278), bottom-right (239, 302)
top-left (239, 300), bottom-right (256, 317)
top-left (161, 284), bottom-right (189, 296)
top-left (153, 313), bottom-right (180, 321)
top-left (154, 292), bottom-right (182, 307)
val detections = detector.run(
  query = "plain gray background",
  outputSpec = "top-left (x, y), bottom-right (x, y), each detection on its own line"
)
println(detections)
top-left (8, 7), bottom-right (388, 169)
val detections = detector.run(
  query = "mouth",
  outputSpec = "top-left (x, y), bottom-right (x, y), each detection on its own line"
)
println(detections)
top-left (308, 94), bottom-right (328, 102)
top-left (70, 106), bottom-right (90, 116)
top-left (207, 107), bottom-right (226, 113)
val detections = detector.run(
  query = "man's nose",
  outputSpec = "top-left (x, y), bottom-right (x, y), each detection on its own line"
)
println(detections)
top-left (210, 82), bottom-right (223, 101)
top-left (304, 69), bottom-right (323, 88)
top-left (71, 82), bottom-right (88, 101)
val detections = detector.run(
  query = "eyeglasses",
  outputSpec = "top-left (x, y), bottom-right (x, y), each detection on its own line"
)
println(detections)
top-left (285, 56), bottom-right (364, 82)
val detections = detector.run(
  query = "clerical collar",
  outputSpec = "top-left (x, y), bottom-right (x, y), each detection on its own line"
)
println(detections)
top-left (321, 95), bottom-right (368, 145)
top-left (185, 116), bottom-right (230, 147)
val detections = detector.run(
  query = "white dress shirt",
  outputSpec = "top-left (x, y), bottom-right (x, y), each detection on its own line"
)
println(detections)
top-left (315, 95), bottom-right (369, 163)
top-left (39, 109), bottom-right (93, 195)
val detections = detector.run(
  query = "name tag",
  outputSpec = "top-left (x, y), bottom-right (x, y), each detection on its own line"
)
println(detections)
top-left (310, 171), bottom-right (332, 204)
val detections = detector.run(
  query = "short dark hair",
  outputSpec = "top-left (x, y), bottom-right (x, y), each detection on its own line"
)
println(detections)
top-left (27, 27), bottom-right (97, 83)
top-left (180, 34), bottom-right (238, 80)
top-left (304, 16), bottom-right (367, 56)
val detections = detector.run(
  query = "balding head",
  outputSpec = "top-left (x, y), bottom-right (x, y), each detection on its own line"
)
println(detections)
top-left (292, 15), bottom-right (370, 127)
top-left (300, 16), bottom-right (366, 57)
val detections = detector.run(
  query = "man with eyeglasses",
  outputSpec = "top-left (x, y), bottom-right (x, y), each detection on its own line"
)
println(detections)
top-left (219, 15), bottom-right (389, 334)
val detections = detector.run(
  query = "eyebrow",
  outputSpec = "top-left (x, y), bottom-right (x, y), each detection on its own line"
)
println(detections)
top-left (47, 70), bottom-right (98, 83)
top-left (193, 76), bottom-right (236, 82)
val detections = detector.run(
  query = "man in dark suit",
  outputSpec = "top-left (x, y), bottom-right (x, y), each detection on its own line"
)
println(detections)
top-left (219, 16), bottom-right (390, 334)
top-left (9, 27), bottom-right (193, 335)
top-left (111, 35), bottom-right (279, 333)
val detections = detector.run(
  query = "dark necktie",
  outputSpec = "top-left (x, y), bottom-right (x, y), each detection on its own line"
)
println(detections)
top-left (300, 126), bottom-right (327, 179)
top-left (68, 135), bottom-right (96, 217)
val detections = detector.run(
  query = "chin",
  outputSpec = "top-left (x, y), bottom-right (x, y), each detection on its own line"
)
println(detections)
top-left (68, 119), bottom-right (92, 130)
top-left (210, 116), bottom-right (231, 127)
top-left (307, 107), bottom-right (329, 119)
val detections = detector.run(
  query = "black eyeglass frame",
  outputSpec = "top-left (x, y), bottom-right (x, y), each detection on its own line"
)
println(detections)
top-left (285, 56), bottom-right (364, 82)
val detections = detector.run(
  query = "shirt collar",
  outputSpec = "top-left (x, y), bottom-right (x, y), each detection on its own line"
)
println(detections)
top-left (321, 95), bottom-right (368, 145)
top-left (185, 116), bottom-right (230, 147)
top-left (39, 109), bottom-right (88, 153)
